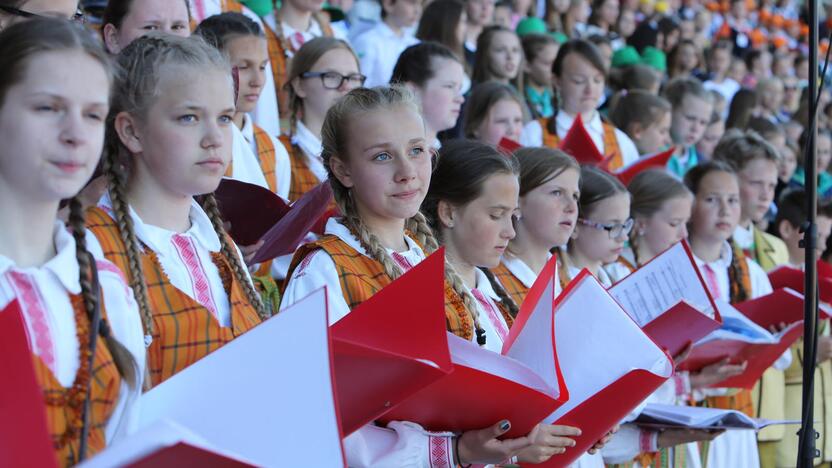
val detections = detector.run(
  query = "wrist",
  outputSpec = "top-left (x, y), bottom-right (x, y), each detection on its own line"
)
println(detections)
top-left (454, 435), bottom-right (472, 468)
top-left (640, 430), bottom-right (659, 453)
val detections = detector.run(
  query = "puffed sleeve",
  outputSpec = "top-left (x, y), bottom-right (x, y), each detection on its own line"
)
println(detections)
top-left (280, 249), bottom-right (351, 325)
top-left (345, 422), bottom-right (456, 468)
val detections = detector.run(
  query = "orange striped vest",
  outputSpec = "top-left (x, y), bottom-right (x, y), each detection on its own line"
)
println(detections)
top-left (491, 262), bottom-right (529, 307)
top-left (85, 207), bottom-right (262, 387)
top-left (36, 294), bottom-right (120, 467)
top-left (286, 234), bottom-right (476, 340)
top-left (281, 134), bottom-right (322, 202)
top-left (253, 124), bottom-right (278, 193)
top-left (537, 116), bottom-right (625, 170)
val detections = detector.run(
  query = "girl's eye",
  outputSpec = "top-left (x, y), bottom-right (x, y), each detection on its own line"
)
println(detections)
top-left (409, 146), bottom-right (425, 157)
top-left (551, 189), bottom-right (562, 196)
top-left (178, 114), bottom-right (197, 123)
top-left (172, 24), bottom-right (187, 30)
top-left (238, 65), bottom-right (249, 70)
top-left (219, 114), bottom-right (233, 124)
top-left (142, 24), bottom-right (159, 30)
top-left (35, 104), bottom-right (57, 112)
top-left (374, 152), bottom-right (392, 161)
top-left (86, 111), bottom-right (105, 121)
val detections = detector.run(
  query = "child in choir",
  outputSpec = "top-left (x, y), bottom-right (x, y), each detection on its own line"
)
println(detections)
top-left (195, 13), bottom-right (292, 200)
top-left (683, 161), bottom-right (781, 468)
top-left (415, 0), bottom-right (468, 65)
top-left (772, 190), bottom-right (832, 466)
top-left (85, 34), bottom-right (269, 388)
top-left (391, 42), bottom-right (467, 148)
top-left (102, 0), bottom-right (191, 54)
top-left (471, 25), bottom-right (524, 89)
top-left (663, 77), bottom-right (714, 178)
top-left (702, 40), bottom-right (740, 105)
top-left (791, 128), bottom-right (832, 199)
top-left (351, 0), bottom-right (421, 87)
top-left (463, 81), bottom-right (526, 146)
top-left (712, 130), bottom-right (789, 271)
top-left (0, 19), bottom-right (145, 465)
top-left (521, 33), bottom-right (559, 119)
top-left (562, 166), bottom-right (633, 286)
top-left (464, 0), bottom-right (496, 56)
top-left (520, 39), bottom-right (640, 171)
top-left (694, 110), bottom-right (725, 162)
top-left (492, 147), bottom-right (580, 304)
top-left (609, 90), bottom-right (673, 155)
top-left (284, 36), bottom-right (364, 201)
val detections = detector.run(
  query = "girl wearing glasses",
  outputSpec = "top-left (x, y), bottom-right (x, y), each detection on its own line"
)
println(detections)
top-left (0, 0), bottom-right (80, 29)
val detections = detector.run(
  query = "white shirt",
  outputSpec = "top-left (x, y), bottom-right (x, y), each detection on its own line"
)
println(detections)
top-left (732, 223), bottom-right (755, 251)
top-left (520, 111), bottom-right (640, 168)
top-left (230, 124), bottom-right (270, 190)
top-left (188, 0), bottom-right (281, 137)
top-left (240, 114), bottom-right (292, 200)
top-left (353, 21), bottom-right (419, 88)
top-left (89, 193), bottom-right (251, 328)
top-left (498, 252), bottom-right (561, 298)
top-left (467, 268), bottom-right (510, 354)
top-left (0, 221), bottom-right (146, 445)
top-left (263, 13), bottom-right (350, 59)
top-left (293, 120), bottom-right (329, 183)
top-left (703, 78), bottom-right (741, 115)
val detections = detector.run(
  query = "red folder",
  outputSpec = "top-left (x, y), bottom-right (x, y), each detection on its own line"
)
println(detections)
top-left (379, 255), bottom-right (567, 439)
top-left (126, 442), bottom-right (255, 467)
top-left (769, 265), bottom-right (832, 305)
top-left (737, 287), bottom-right (825, 328)
top-left (330, 250), bottom-right (454, 436)
top-left (214, 178), bottom-right (334, 262)
top-left (518, 271), bottom-right (673, 467)
top-left (558, 114), bottom-right (607, 165)
top-left (498, 136), bottom-right (523, 156)
top-left (607, 147), bottom-right (675, 186)
top-left (0, 301), bottom-right (58, 468)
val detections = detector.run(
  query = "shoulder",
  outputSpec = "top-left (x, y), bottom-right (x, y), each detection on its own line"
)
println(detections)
top-left (520, 119), bottom-right (544, 146)
top-left (759, 230), bottom-right (789, 258)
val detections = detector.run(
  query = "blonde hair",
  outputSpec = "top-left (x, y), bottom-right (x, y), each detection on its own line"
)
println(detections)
top-left (320, 85), bottom-right (488, 343)
top-left (104, 34), bottom-right (269, 339)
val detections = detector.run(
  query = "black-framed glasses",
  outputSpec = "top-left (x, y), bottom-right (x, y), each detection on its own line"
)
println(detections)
top-left (578, 217), bottom-right (634, 239)
top-left (0, 5), bottom-right (85, 22)
top-left (301, 71), bottom-right (366, 90)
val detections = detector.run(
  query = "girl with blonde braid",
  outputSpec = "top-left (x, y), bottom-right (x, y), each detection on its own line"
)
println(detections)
top-left (85, 34), bottom-right (269, 389)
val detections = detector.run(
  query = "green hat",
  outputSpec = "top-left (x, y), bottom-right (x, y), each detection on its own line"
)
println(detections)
top-left (552, 31), bottom-right (568, 44)
top-left (515, 17), bottom-right (547, 36)
top-left (640, 46), bottom-right (666, 72)
top-left (240, 0), bottom-right (274, 16)
top-left (611, 46), bottom-right (641, 68)
top-left (322, 3), bottom-right (346, 22)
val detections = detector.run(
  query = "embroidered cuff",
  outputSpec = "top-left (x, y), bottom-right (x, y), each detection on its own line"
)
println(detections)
top-left (639, 430), bottom-right (659, 453)
top-left (429, 435), bottom-right (454, 468)
top-left (673, 371), bottom-right (691, 397)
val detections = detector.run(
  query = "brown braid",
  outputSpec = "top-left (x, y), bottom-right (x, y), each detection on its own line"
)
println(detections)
top-left (728, 240), bottom-right (752, 304)
top-left (480, 267), bottom-right (520, 317)
top-left (199, 194), bottom-right (270, 320)
top-left (67, 197), bottom-right (138, 388)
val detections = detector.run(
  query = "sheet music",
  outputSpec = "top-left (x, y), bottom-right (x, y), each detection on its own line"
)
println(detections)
top-left (609, 242), bottom-right (714, 326)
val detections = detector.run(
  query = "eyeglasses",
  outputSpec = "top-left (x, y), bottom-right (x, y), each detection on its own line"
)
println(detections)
top-left (578, 217), bottom-right (634, 239)
top-left (0, 5), bottom-right (85, 23)
top-left (301, 71), bottom-right (366, 90)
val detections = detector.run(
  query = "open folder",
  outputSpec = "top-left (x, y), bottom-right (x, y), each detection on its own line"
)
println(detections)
top-left (505, 269), bottom-right (673, 468)
top-left (0, 301), bottom-right (58, 468)
top-left (634, 403), bottom-right (799, 432)
top-left (214, 178), bottom-right (334, 262)
top-left (608, 241), bottom-right (723, 357)
top-left (377, 254), bottom-right (567, 439)
top-left (680, 298), bottom-right (803, 389)
top-left (738, 287), bottom-right (827, 328)
top-left (768, 264), bottom-right (832, 305)
top-left (133, 288), bottom-right (344, 467)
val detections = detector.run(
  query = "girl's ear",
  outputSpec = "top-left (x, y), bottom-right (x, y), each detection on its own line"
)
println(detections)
top-left (437, 199), bottom-right (457, 229)
top-left (628, 122), bottom-right (644, 141)
top-left (102, 23), bottom-right (121, 54)
top-left (329, 155), bottom-right (354, 188)
top-left (634, 217), bottom-right (648, 236)
top-left (114, 112), bottom-right (144, 154)
top-left (291, 76), bottom-right (307, 99)
top-left (777, 219), bottom-right (795, 240)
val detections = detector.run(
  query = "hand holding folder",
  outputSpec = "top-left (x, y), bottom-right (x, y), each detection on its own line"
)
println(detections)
top-left (214, 178), bottom-right (334, 263)
top-left (505, 269), bottom-right (673, 467)
top-left (0, 301), bottom-right (58, 468)
top-left (608, 241), bottom-right (723, 357)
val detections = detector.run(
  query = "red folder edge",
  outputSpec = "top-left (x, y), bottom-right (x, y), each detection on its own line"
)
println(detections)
top-left (125, 441), bottom-right (257, 468)
top-left (611, 147), bottom-right (675, 186)
top-left (497, 137), bottom-right (523, 156)
top-left (769, 265), bottom-right (832, 305)
top-left (558, 114), bottom-right (606, 165)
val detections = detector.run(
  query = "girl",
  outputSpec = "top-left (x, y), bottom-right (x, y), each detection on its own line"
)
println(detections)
top-left (350, 0), bottom-right (421, 88)
top-left (464, 0), bottom-right (496, 57)
top-left (416, 0), bottom-right (468, 64)
top-left (666, 38), bottom-right (702, 79)
top-left (391, 42), bottom-right (467, 148)
top-left (0, 0), bottom-right (80, 29)
top-left (683, 161), bottom-right (774, 468)
top-left (279, 84), bottom-right (582, 467)
top-left (521, 32), bottom-right (559, 119)
top-left (662, 77), bottom-right (714, 178)
top-left (463, 81), bottom-right (526, 146)
top-left (725, 87), bottom-right (758, 130)
top-left (586, 0), bottom-right (619, 35)
top-left (471, 25), bottom-right (524, 91)
top-left (628, 169), bottom-right (692, 267)
top-left (195, 12), bottom-right (292, 199)
top-left (791, 128), bottom-right (832, 199)
top-left (695, 110), bottom-right (725, 161)
top-left (562, 0), bottom-right (590, 38)
top-left (284, 36), bottom-right (364, 202)
top-left (562, 165), bottom-right (633, 286)
top-left (609, 90), bottom-right (673, 155)
top-left (85, 34), bottom-right (269, 388)
top-left (0, 18), bottom-right (144, 464)
top-left (102, 0), bottom-right (191, 54)
top-left (521, 40), bottom-right (640, 171)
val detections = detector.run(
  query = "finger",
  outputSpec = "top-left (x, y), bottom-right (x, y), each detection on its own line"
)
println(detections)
top-left (499, 435), bottom-right (533, 454)
top-left (546, 425), bottom-right (582, 437)
top-left (545, 436), bottom-right (577, 448)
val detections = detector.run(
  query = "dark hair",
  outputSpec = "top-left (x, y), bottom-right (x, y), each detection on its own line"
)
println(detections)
top-left (522, 33), bottom-right (557, 63)
top-left (514, 146), bottom-right (580, 197)
top-left (712, 129), bottom-right (780, 170)
top-left (463, 81), bottom-right (527, 139)
top-left (0, 18), bottom-right (138, 387)
top-left (390, 41), bottom-right (460, 88)
top-left (725, 88), bottom-right (757, 130)
top-left (620, 64), bottom-right (660, 91)
top-left (578, 165), bottom-right (628, 218)
top-left (746, 117), bottom-right (785, 141)
top-left (707, 39), bottom-right (734, 59)
top-left (683, 159), bottom-right (737, 194)
top-left (609, 90), bottom-right (671, 135)
top-left (667, 38), bottom-right (700, 76)
top-left (103, 0), bottom-right (191, 29)
top-left (629, 169), bottom-right (691, 220)
top-left (553, 39), bottom-right (607, 78)
top-left (627, 19), bottom-right (659, 53)
top-left (194, 12), bottom-right (263, 51)
top-left (472, 25), bottom-right (524, 89)
top-left (662, 76), bottom-right (712, 109)
top-left (416, 0), bottom-right (466, 61)
top-left (775, 189), bottom-right (832, 233)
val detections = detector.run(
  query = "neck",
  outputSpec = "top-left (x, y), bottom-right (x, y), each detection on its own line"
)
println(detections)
top-left (690, 235), bottom-right (723, 263)
top-left (445, 245), bottom-right (478, 289)
top-left (510, 227), bottom-right (553, 276)
top-left (384, 17), bottom-right (403, 35)
top-left (634, 240), bottom-right (656, 266)
top-left (279, 3), bottom-right (313, 32)
top-left (787, 247), bottom-right (804, 267)
top-left (0, 186), bottom-right (58, 268)
top-left (127, 167), bottom-right (194, 233)
top-left (301, 111), bottom-right (324, 141)
top-left (233, 112), bottom-right (246, 130)
top-left (358, 211), bottom-right (409, 252)
top-left (568, 246), bottom-right (601, 276)
top-left (466, 24), bottom-right (482, 44)
top-left (739, 218), bottom-right (753, 230)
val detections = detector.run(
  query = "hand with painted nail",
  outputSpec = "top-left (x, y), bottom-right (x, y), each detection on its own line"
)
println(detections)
top-left (515, 424), bottom-right (581, 463)
top-left (456, 420), bottom-right (532, 465)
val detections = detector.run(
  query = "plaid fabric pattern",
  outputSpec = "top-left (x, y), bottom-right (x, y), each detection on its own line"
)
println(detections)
top-left (491, 262), bottom-right (529, 308)
top-left (253, 124), bottom-right (278, 193)
top-left (538, 117), bottom-right (624, 170)
top-left (287, 235), bottom-right (475, 340)
top-left (282, 134), bottom-right (320, 203)
top-left (85, 207), bottom-right (262, 386)
top-left (35, 294), bottom-right (120, 467)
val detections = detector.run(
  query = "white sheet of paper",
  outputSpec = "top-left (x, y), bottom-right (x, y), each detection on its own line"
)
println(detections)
top-left (608, 242), bottom-right (714, 326)
top-left (546, 274), bottom-right (673, 422)
top-left (137, 288), bottom-right (343, 467)
top-left (79, 419), bottom-right (253, 467)
top-left (640, 403), bottom-right (798, 431)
